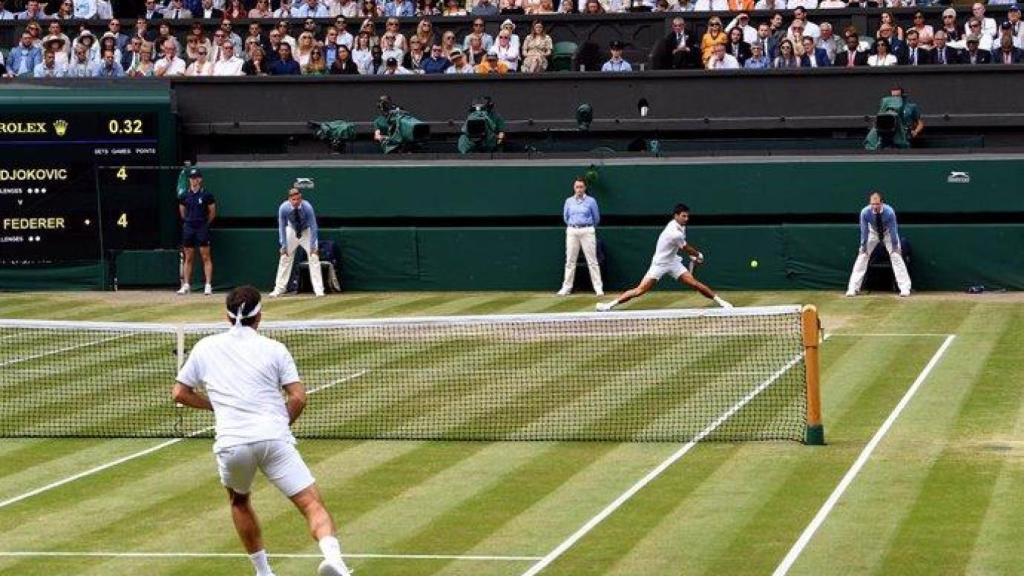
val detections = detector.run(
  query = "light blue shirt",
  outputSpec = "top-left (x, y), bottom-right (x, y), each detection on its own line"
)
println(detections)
top-left (8, 45), bottom-right (42, 76)
top-left (744, 55), bottom-right (770, 69)
top-left (382, 0), bottom-right (414, 16)
top-left (91, 60), bottom-right (126, 77)
top-left (563, 195), bottom-right (600, 227)
top-left (278, 199), bottom-right (319, 249)
top-left (462, 32), bottom-right (493, 51)
top-left (601, 58), bottom-right (632, 72)
top-left (294, 2), bottom-right (329, 16)
top-left (859, 204), bottom-right (900, 249)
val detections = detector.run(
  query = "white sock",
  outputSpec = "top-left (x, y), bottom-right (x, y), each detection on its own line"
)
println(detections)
top-left (249, 550), bottom-right (274, 576)
top-left (318, 536), bottom-right (343, 565)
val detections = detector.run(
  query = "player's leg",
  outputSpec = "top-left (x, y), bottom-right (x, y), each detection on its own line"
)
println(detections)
top-left (302, 234), bottom-right (325, 297)
top-left (179, 245), bottom-right (195, 294)
top-left (678, 270), bottom-right (732, 307)
top-left (270, 228), bottom-right (299, 296)
top-left (846, 231), bottom-right (880, 296)
top-left (883, 231), bottom-right (912, 296)
top-left (260, 441), bottom-right (352, 576)
top-left (597, 276), bottom-right (657, 311)
top-left (217, 445), bottom-right (275, 576)
top-left (580, 228), bottom-right (603, 295)
top-left (559, 227), bottom-right (582, 295)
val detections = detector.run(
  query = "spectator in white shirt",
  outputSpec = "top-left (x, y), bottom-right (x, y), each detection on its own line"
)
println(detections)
top-left (786, 0), bottom-right (815, 8)
top-left (868, 38), bottom-right (897, 66)
top-left (334, 17), bottom-right (354, 47)
top-left (33, 49), bottom-right (66, 76)
top-left (445, 48), bottom-right (475, 72)
top-left (0, 0), bottom-right (14, 19)
top-left (693, 0), bottom-right (726, 10)
top-left (966, 2), bottom-right (998, 40)
top-left (706, 42), bottom-right (739, 69)
top-left (725, 13), bottom-right (757, 44)
top-left (154, 38), bottom-right (186, 75)
top-left (186, 45), bottom-right (215, 75)
top-left (492, 30), bottom-right (519, 70)
top-left (792, 7), bottom-right (820, 39)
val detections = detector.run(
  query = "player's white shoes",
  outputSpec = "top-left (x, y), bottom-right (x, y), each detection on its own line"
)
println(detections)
top-left (317, 559), bottom-right (353, 576)
top-left (594, 290), bottom-right (604, 296)
top-left (595, 301), bottom-right (615, 312)
top-left (268, 290), bottom-right (282, 298)
top-left (204, 284), bottom-right (213, 296)
top-left (899, 290), bottom-right (911, 297)
top-left (845, 290), bottom-right (856, 297)
top-left (176, 284), bottom-right (190, 295)
top-left (556, 287), bottom-right (571, 296)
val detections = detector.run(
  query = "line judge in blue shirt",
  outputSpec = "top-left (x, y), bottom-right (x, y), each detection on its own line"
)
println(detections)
top-left (269, 186), bottom-right (324, 297)
top-left (558, 177), bottom-right (604, 296)
top-left (846, 191), bottom-right (912, 297)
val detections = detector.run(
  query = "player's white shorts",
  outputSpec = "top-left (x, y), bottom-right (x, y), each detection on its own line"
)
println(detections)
top-left (644, 259), bottom-right (689, 281)
top-left (215, 440), bottom-right (315, 497)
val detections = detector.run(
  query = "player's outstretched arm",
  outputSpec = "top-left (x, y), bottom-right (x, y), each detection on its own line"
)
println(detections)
top-left (171, 382), bottom-right (213, 411)
top-left (283, 382), bottom-right (307, 425)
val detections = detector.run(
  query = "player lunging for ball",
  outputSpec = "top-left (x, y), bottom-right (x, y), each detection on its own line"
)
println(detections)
top-left (597, 204), bottom-right (732, 311)
top-left (172, 286), bottom-right (353, 576)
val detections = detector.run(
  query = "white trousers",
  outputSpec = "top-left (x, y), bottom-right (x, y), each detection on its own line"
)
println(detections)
top-left (847, 229), bottom-right (912, 294)
top-left (562, 226), bottom-right (603, 293)
top-left (273, 226), bottom-right (324, 296)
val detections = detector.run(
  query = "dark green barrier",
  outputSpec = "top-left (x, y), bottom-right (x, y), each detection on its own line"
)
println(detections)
top-left (156, 224), bottom-right (1023, 293)
top-left (200, 158), bottom-right (1024, 220)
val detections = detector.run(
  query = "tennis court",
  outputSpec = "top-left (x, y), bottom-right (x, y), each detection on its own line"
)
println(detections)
top-left (1, 290), bottom-right (1021, 576)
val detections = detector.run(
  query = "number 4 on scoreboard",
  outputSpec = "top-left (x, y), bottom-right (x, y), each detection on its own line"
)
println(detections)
top-left (116, 166), bottom-right (128, 181)
top-left (117, 213), bottom-right (128, 228)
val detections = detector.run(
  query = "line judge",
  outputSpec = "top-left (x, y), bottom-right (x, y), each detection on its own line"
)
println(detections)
top-left (269, 186), bottom-right (324, 297)
top-left (846, 191), bottom-right (911, 297)
top-left (557, 176), bottom-right (603, 296)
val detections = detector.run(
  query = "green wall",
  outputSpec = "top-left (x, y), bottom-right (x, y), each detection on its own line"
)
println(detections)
top-left (201, 158), bottom-right (1024, 219)
top-left (159, 224), bottom-right (1024, 292)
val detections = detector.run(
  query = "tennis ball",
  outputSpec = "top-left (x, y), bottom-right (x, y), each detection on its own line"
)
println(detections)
top-left (750, 260), bottom-right (759, 268)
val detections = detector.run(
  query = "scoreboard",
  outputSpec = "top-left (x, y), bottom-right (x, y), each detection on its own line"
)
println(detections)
top-left (1, 103), bottom-right (174, 268)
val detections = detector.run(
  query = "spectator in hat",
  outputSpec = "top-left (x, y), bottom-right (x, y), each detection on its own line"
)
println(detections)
top-left (725, 12), bottom-right (757, 43)
top-left (475, 50), bottom-right (509, 73)
top-left (42, 34), bottom-right (68, 66)
top-left (382, 55), bottom-right (412, 73)
top-left (963, 34), bottom-right (992, 63)
top-left (939, 8), bottom-right (963, 46)
top-left (992, 32), bottom-right (1024, 63)
top-left (492, 29), bottom-right (519, 70)
top-left (445, 48), bottom-right (475, 72)
top-left (601, 40), bottom-right (632, 71)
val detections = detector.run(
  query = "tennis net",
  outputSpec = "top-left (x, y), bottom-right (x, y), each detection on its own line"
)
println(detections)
top-left (0, 306), bottom-right (820, 442)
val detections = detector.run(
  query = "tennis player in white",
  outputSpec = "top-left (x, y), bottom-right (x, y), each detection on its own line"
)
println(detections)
top-left (597, 203), bottom-right (732, 311)
top-left (172, 285), bottom-right (352, 576)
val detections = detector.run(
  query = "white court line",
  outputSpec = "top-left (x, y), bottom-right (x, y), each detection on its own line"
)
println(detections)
top-left (0, 371), bottom-right (369, 510)
top-left (0, 333), bottom-right (131, 369)
top-left (519, 346), bottom-right (813, 576)
top-left (0, 551), bottom-right (540, 562)
top-left (771, 334), bottom-right (956, 576)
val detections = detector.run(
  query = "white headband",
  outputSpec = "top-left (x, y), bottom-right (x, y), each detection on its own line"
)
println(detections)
top-left (227, 302), bottom-right (262, 326)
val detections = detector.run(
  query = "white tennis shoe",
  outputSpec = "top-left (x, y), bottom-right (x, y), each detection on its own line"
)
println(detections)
top-left (204, 284), bottom-right (213, 296)
top-left (176, 284), bottom-right (190, 295)
top-left (268, 290), bottom-right (282, 298)
top-left (318, 559), bottom-right (352, 576)
top-left (556, 287), bottom-right (571, 296)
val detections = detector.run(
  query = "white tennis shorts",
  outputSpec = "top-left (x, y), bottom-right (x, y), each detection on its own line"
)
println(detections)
top-left (215, 440), bottom-right (315, 497)
top-left (644, 259), bottom-right (689, 281)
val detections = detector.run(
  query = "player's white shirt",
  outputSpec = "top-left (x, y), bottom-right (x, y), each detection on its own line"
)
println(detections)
top-left (651, 219), bottom-right (686, 265)
top-left (176, 326), bottom-right (299, 451)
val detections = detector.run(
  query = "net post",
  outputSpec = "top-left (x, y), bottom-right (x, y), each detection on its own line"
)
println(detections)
top-left (801, 305), bottom-right (825, 445)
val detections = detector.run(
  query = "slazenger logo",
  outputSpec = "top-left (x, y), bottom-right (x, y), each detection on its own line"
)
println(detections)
top-left (947, 171), bottom-right (970, 184)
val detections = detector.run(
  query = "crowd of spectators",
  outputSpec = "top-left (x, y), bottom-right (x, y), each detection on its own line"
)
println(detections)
top-left (1, 0), bottom-right (1022, 77)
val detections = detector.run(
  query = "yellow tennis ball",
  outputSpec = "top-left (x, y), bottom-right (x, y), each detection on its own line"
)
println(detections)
top-left (750, 260), bottom-right (759, 268)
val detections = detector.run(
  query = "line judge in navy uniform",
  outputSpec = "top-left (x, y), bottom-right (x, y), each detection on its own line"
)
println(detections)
top-left (177, 168), bottom-right (217, 295)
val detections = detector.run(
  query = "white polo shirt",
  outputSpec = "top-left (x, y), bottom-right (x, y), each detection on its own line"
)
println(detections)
top-left (176, 326), bottom-right (300, 451)
top-left (651, 219), bottom-right (686, 265)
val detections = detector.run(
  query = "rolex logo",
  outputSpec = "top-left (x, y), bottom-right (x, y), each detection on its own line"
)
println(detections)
top-left (53, 119), bottom-right (68, 137)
